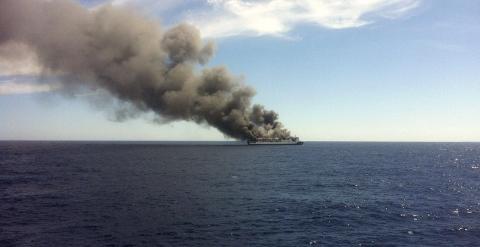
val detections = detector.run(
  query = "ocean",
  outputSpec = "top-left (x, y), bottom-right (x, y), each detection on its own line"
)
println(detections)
top-left (1, 141), bottom-right (479, 246)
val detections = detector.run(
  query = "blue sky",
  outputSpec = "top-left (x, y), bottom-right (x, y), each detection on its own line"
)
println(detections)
top-left (1, 0), bottom-right (479, 141)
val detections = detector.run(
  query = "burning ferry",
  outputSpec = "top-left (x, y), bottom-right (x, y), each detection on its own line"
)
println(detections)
top-left (247, 137), bottom-right (304, 145)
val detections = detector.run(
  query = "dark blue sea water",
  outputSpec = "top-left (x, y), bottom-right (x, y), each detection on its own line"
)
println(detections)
top-left (1, 142), bottom-right (480, 246)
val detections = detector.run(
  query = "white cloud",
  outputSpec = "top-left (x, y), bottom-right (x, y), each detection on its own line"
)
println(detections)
top-left (187, 0), bottom-right (421, 38)
top-left (0, 80), bottom-right (60, 96)
top-left (0, 42), bottom-right (56, 95)
top-left (0, 42), bottom-right (41, 76)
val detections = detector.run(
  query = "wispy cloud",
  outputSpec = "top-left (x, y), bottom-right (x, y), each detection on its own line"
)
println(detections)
top-left (110, 0), bottom-right (184, 10)
top-left (416, 40), bottom-right (467, 53)
top-left (105, 0), bottom-right (194, 18)
top-left (0, 79), bottom-right (60, 96)
top-left (93, 0), bottom-right (421, 38)
top-left (187, 0), bottom-right (421, 38)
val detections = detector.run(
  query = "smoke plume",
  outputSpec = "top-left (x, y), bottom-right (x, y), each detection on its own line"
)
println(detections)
top-left (0, 0), bottom-right (294, 140)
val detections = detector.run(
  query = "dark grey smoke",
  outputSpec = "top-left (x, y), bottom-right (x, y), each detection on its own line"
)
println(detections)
top-left (0, 0), bottom-right (293, 140)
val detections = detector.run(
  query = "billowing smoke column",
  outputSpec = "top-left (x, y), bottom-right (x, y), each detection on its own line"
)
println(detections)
top-left (0, 0), bottom-right (293, 140)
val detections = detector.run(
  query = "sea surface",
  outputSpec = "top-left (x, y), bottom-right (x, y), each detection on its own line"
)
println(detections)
top-left (1, 141), bottom-right (480, 246)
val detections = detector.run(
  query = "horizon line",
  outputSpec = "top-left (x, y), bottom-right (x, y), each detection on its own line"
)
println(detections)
top-left (1, 139), bottom-right (480, 143)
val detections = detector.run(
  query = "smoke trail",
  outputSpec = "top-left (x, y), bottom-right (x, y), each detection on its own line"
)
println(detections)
top-left (0, 0), bottom-right (293, 140)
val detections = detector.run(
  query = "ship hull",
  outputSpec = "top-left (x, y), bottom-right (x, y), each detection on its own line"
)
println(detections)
top-left (247, 141), bottom-right (304, 145)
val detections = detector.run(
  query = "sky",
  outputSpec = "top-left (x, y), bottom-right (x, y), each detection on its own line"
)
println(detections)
top-left (1, 0), bottom-right (479, 141)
